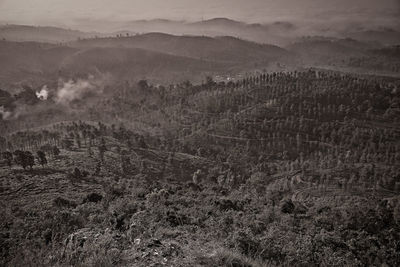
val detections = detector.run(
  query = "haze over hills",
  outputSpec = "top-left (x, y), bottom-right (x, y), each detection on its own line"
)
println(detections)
top-left (0, 19), bottom-right (296, 45)
top-left (344, 28), bottom-right (400, 46)
top-left (0, 31), bottom-right (297, 87)
top-left (288, 38), bottom-right (373, 62)
top-left (116, 18), bottom-right (298, 45)
top-left (0, 41), bottom-right (77, 87)
top-left (287, 37), bottom-right (400, 74)
top-left (0, 24), bottom-right (95, 43)
top-left (0, 16), bottom-right (399, 90)
top-left (0, 40), bottom-right (228, 86)
top-left (1, 17), bottom-right (398, 86)
top-left (1, 18), bottom-right (399, 46)
top-left (1, 31), bottom-right (399, 90)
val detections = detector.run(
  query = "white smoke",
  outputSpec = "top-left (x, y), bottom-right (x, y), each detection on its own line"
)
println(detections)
top-left (36, 85), bottom-right (49, 100)
top-left (0, 106), bottom-right (12, 120)
top-left (1, 74), bottom-right (112, 121)
top-left (56, 79), bottom-right (93, 104)
top-left (55, 74), bottom-right (110, 105)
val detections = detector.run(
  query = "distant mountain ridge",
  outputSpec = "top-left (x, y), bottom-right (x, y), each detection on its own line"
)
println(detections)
top-left (0, 19), bottom-right (399, 88)
top-left (1, 18), bottom-right (398, 46)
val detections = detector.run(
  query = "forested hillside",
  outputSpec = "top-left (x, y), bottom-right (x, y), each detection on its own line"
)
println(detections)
top-left (1, 70), bottom-right (399, 266)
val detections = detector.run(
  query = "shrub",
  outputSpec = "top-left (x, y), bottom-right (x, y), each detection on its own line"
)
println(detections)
top-left (53, 197), bottom-right (77, 208)
top-left (83, 192), bottom-right (103, 204)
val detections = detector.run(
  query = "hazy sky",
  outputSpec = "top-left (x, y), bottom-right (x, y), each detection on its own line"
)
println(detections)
top-left (0, 0), bottom-right (399, 29)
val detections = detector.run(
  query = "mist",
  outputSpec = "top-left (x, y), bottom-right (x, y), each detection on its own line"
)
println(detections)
top-left (0, 0), bottom-right (399, 32)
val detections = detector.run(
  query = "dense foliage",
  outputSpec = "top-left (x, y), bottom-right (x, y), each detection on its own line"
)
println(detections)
top-left (0, 69), bottom-right (399, 266)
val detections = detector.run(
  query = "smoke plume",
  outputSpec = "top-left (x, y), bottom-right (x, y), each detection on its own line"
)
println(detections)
top-left (1, 74), bottom-right (112, 121)
top-left (36, 85), bottom-right (49, 100)
top-left (55, 74), bottom-right (110, 105)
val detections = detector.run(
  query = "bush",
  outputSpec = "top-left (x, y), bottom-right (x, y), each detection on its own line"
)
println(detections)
top-left (280, 199), bottom-right (295, 214)
top-left (83, 192), bottom-right (103, 204)
top-left (53, 197), bottom-right (77, 208)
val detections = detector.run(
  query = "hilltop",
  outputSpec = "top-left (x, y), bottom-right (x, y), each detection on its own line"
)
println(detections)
top-left (71, 33), bottom-right (290, 64)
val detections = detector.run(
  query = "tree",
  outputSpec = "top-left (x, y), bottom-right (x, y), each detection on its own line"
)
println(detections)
top-left (40, 144), bottom-right (53, 158)
top-left (87, 144), bottom-right (93, 157)
top-left (205, 76), bottom-right (214, 86)
top-left (62, 138), bottom-right (73, 150)
top-left (138, 136), bottom-right (147, 149)
top-left (73, 167), bottom-right (82, 179)
top-left (13, 150), bottom-right (34, 170)
top-left (94, 161), bottom-right (101, 176)
top-left (140, 159), bottom-right (147, 175)
top-left (36, 151), bottom-right (47, 168)
top-left (138, 80), bottom-right (149, 91)
top-left (25, 151), bottom-right (35, 170)
top-left (120, 150), bottom-right (131, 174)
top-left (13, 150), bottom-right (28, 169)
top-left (98, 138), bottom-right (107, 162)
top-left (2, 151), bottom-right (13, 169)
top-left (52, 146), bottom-right (60, 157)
top-left (75, 135), bottom-right (81, 149)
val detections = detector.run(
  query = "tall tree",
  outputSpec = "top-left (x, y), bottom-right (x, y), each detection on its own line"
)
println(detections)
top-left (36, 151), bottom-right (47, 168)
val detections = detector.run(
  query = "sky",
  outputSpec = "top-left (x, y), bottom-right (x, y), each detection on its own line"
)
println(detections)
top-left (0, 0), bottom-right (399, 30)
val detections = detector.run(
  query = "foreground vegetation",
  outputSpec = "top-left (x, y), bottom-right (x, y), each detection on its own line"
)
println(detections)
top-left (1, 69), bottom-right (400, 266)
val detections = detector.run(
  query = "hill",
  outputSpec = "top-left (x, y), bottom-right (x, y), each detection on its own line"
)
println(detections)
top-left (287, 37), bottom-right (400, 75)
top-left (0, 40), bottom-right (231, 86)
top-left (1, 70), bottom-right (400, 266)
top-left (0, 41), bottom-right (78, 87)
top-left (0, 19), bottom-right (300, 46)
top-left (345, 29), bottom-right (400, 46)
top-left (59, 47), bottom-right (229, 82)
top-left (91, 18), bottom-right (297, 45)
top-left (72, 33), bottom-right (290, 64)
top-left (2, 20), bottom-right (399, 47)
top-left (0, 24), bottom-right (96, 43)
top-left (287, 37), bottom-right (372, 60)
top-left (0, 35), bottom-right (291, 87)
